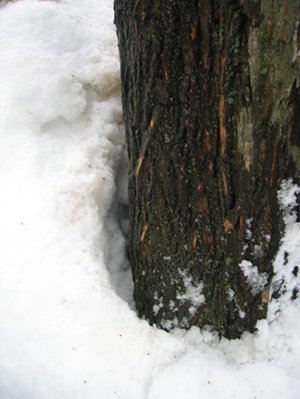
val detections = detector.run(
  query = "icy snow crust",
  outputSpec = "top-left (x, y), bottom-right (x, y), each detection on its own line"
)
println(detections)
top-left (0, 1), bottom-right (300, 398)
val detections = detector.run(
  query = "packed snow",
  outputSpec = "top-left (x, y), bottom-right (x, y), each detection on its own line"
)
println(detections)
top-left (0, 1), bottom-right (300, 398)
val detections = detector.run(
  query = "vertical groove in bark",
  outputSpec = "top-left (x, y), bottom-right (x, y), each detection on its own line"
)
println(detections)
top-left (115, 0), bottom-right (300, 338)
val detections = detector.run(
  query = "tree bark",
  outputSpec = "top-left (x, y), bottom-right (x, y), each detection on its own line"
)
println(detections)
top-left (115, 0), bottom-right (300, 338)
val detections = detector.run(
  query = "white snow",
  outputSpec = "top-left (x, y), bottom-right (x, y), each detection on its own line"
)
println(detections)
top-left (177, 270), bottom-right (205, 312)
top-left (269, 179), bottom-right (300, 320)
top-left (0, 1), bottom-right (300, 398)
top-left (239, 260), bottom-right (268, 295)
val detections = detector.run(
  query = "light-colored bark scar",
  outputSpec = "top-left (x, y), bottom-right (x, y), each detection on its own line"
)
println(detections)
top-left (134, 155), bottom-right (144, 177)
top-left (135, 106), bottom-right (160, 177)
top-left (192, 232), bottom-right (197, 249)
top-left (140, 224), bottom-right (148, 243)
top-left (223, 218), bottom-right (234, 233)
top-left (237, 108), bottom-right (254, 172)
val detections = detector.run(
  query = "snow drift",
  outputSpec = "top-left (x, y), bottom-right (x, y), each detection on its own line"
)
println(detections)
top-left (0, 1), bottom-right (300, 398)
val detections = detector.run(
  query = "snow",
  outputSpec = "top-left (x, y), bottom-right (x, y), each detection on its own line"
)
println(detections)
top-left (239, 260), bottom-right (268, 295)
top-left (269, 179), bottom-right (300, 320)
top-left (176, 270), bottom-right (205, 313)
top-left (0, 1), bottom-right (300, 398)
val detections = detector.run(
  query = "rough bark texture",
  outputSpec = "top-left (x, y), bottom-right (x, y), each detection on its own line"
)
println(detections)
top-left (115, 0), bottom-right (300, 338)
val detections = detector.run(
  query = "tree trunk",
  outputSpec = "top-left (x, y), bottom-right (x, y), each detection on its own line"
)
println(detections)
top-left (114, 0), bottom-right (300, 338)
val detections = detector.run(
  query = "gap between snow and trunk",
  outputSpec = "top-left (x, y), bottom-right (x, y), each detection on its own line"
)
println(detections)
top-left (104, 148), bottom-right (134, 307)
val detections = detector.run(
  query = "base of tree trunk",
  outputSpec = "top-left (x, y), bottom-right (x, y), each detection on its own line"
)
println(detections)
top-left (115, 0), bottom-right (300, 338)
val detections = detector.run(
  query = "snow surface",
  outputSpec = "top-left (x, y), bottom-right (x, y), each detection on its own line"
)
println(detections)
top-left (0, 1), bottom-right (300, 398)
